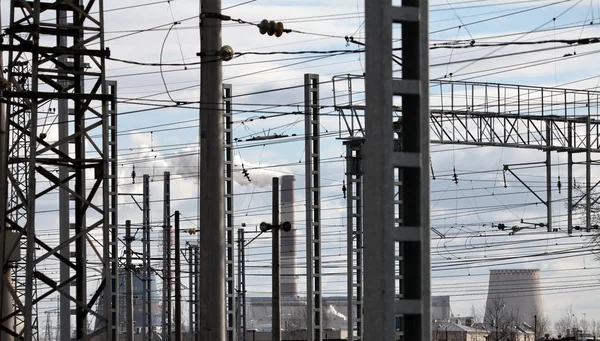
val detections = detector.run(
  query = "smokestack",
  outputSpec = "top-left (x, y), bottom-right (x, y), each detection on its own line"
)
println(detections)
top-left (280, 175), bottom-right (298, 298)
top-left (484, 269), bottom-right (544, 328)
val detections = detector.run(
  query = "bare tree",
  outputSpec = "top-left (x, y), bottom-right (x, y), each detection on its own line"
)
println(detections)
top-left (554, 307), bottom-right (578, 338)
top-left (581, 318), bottom-right (590, 335)
top-left (485, 297), bottom-right (515, 341)
top-left (471, 304), bottom-right (484, 324)
top-left (591, 320), bottom-right (599, 340)
top-left (535, 315), bottom-right (550, 340)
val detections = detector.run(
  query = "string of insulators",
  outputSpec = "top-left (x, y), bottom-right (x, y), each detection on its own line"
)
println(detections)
top-left (342, 181), bottom-right (347, 199)
top-left (131, 165), bottom-right (136, 184)
top-left (557, 176), bottom-right (562, 194)
top-left (258, 19), bottom-right (286, 37)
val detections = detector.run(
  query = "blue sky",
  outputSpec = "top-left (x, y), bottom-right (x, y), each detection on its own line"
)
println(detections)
top-left (3, 0), bottom-right (600, 334)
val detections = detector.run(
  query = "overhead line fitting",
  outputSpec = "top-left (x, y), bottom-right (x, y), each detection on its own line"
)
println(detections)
top-left (203, 12), bottom-right (290, 37)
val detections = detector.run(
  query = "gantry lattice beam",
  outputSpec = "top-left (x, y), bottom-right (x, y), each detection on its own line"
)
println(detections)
top-left (0, 1), bottom-right (117, 340)
top-left (335, 78), bottom-right (600, 153)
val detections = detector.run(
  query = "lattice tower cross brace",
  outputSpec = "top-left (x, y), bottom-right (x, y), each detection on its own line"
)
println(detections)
top-left (305, 73), bottom-right (322, 341)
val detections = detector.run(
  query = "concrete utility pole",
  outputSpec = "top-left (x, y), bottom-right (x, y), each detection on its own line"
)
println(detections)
top-left (271, 177), bottom-right (280, 341)
top-left (198, 0), bottom-right (226, 339)
top-left (125, 220), bottom-right (135, 341)
top-left (174, 211), bottom-right (182, 341)
top-left (259, 178), bottom-right (293, 341)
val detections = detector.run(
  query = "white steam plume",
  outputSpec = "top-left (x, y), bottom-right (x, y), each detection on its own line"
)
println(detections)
top-left (327, 305), bottom-right (347, 321)
top-left (164, 147), bottom-right (287, 188)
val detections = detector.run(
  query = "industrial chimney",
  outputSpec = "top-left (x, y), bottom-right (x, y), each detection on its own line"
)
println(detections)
top-left (280, 175), bottom-right (298, 298)
top-left (484, 269), bottom-right (544, 328)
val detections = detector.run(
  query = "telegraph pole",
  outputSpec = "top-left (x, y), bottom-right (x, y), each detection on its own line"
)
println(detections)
top-left (125, 220), bottom-right (134, 341)
top-left (198, 0), bottom-right (226, 339)
top-left (174, 211), bottom-right (182, 341)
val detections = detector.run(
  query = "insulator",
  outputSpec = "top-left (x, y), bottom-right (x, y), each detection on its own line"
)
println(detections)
top-left (281, 221), bottom-right (292, 232)
top-left (259, 19), bottom-right (269, 35)
top-left (267, 20), bottom-right (277, 36)
top-left (219, 45), bottom-right (234, 61)
top-left (275, 22), bottom-right (284, 37)
top-left (131, 166), bottom-right (136, 184)
top-left (342, 181), bottom-right (347, 199)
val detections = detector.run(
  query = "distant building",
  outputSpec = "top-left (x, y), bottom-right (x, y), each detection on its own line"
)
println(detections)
top-left (433, 321), bottom-right (488, 341)
top-left (94, 266), bottom-right (161, 339)
top-left (433, 296), bottom-right (452, 321)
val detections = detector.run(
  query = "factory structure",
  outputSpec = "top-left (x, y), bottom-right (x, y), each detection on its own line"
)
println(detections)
top-left (484, 269), bottom-right (545, 329)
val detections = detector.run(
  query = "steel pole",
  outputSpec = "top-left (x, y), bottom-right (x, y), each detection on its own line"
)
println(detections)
top-left (568, 123), bottom-right (573, 235)
top-left (199, 0), bottom-right (225, 339)
top-left (241, 230), bottom-right (247, 341)
top-left (237, 229), bottom-right (245, 341)
top-left (125, 220), bottom-right (134, 341)
top-left (546, 121), bottom-right (552, 232)
top-left (57, 8), bottom-right (71, 340)
top-left (0, 9), bottom-right (15, 340)
top-left (175, 211), bottom-right (182, 341)
top-left (143, 174), bottom-right (152, 341)
top-left (586, 105), bottom-right (592, 231)
top-left (163, 172), bottom-right (172, 341)
top-left (271, 177), bottom-right (281, 341)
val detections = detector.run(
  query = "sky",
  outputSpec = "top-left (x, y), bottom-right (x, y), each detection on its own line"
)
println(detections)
top-left (3, 0), bottom-right (600, 336)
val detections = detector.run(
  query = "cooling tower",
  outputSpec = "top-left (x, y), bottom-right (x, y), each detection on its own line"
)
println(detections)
top-left (280, 175), bottom-right (299, 298)
top-left (484, 269), bottom-right (544, 328)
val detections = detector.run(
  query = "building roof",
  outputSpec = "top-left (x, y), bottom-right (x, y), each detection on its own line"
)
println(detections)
top-left (434, 321), bottom-right (487, 333)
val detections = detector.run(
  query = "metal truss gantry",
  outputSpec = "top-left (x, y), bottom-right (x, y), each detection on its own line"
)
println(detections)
top-left (364, 1), bottom-right (431, 341)
top-left (0, 1), bottom-right (117, 340)
top-left (304, 73), bottom-right (322, 341)
top-left (335, 77), bottom-right (600, 237)
top-left (224, 84), bottom-right (236, 341)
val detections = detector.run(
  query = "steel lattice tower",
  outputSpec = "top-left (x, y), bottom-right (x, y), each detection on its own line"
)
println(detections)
top-left (0, 1), bottom-right (118, 340)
